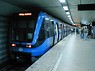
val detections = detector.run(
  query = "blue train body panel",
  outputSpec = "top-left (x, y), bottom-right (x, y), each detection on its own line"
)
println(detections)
top-left (31, 12), bottom-right (45, 45)
top-left (11, 37), bottom-right (52, 56)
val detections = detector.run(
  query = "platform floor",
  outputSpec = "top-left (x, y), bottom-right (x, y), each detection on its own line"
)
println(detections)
top-left (26, 34), bottom-right (95, 71)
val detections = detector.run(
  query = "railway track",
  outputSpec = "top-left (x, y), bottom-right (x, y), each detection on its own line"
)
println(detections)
top-left (0, 60), bottom-right (32, 71)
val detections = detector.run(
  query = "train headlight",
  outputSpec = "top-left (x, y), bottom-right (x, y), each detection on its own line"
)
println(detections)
top-left (26, 44), bottom-right (31, 48)
top-left (12, 44), bottom-right (16, 47)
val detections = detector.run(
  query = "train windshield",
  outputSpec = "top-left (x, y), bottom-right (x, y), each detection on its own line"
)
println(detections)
top-left (11, 17), bottom-right (36, 42)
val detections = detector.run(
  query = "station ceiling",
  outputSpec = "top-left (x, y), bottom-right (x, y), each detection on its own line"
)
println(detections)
top-left (0, 0), bottom-right (95, 25)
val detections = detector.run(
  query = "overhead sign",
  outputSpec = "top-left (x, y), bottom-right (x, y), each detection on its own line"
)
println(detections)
top-left (78, 4), bottom-right (95, 10)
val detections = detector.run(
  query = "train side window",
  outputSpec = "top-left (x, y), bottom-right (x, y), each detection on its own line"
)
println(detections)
top-left (51, 21), bottom-right (54, 36)
top-left (45, 20), bottom-right (53, 37)
top-left (55, 23), bottom-right (58, 35)
top-left (45, 24), bottom-right (49, 38)
top-left (42, 18), bottom-right (53, 38)
top-left (48, 21), bottom-right (53, 37)
top-left (38, 21), bottom-right (45, 41)
top-left (44, 19), bottom-right (50, 38)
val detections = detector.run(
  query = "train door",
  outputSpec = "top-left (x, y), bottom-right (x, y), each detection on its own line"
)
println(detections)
top-left (64, 24), bottom-right (67, 37)
top-left (51, 21), bottom-right (55, 45)
top-left (57, 23), bottom-right (59, 42)
top-left (43, 19), bottom-right (49, 48)
top-left (66, 25), bottom-right (68, 36)
top-left (54, 22), bottom-right (58, 44)
top-left (61, 24), bottom-right (64, 38)
top-left (58, 23), bottom-right (62, 41)
top-left (61, 24), bottom-right (64, 39)
top-left (44, 18), bottom-right (53, 47)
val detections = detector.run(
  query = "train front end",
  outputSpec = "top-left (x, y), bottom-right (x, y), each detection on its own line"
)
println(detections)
top-left (10, 12), bottom-right (39, 62)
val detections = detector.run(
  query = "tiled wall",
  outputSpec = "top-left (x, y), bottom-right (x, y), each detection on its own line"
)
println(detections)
top-left (0, 17), bottom-right (9, 64)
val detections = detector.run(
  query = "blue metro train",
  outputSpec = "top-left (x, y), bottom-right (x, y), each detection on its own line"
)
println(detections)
top-left (10, 11), bottom-right (71, 61)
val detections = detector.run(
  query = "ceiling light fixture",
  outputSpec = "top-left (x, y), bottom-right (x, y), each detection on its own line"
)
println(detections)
top-left (69, 17), bottom-right (72, 20)
top-left (63, 6), bottom-right (68, 10)
top-left (69, 17), bottom-right (74, 24)
top-left (66, 12), bottom-right (70, 14)
top-left (69, 18), bottom-right (74, 24)
top-left (59, 0), bottom-right (66, 3)
top-left (60, 0), bottom-right (74, 24)
top-left (68, 15), bottom-right (71, 18)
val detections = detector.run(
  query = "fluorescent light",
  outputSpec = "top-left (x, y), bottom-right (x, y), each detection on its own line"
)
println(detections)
top-left (59, 0), bottom-right (66, 3)
top-left (68, 15), bottom-right (71, 18)
top-left (69, 17), bottom-right (71, 19)
top-left (71, 20), bottom-right (74, 24)
top-left (63, 6), bottom-right (68, 10)
top-left (69, 17), bottom-right (74, 24)
top-left (66, 12), bottom-right (70, 14)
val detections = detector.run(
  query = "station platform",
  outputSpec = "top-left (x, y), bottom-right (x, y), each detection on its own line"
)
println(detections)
top-left (26, 34), bottom-right (95, 71)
